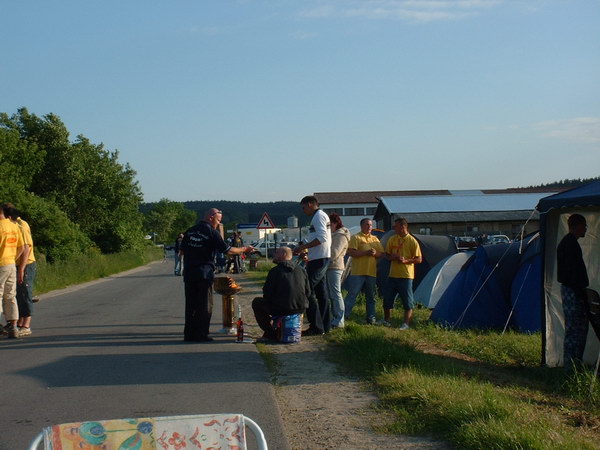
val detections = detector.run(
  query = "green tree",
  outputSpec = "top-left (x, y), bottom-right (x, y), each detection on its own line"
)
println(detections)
top-left (1, 108), bottom-right (145, 253)
top-left (143, 199), bottom-right (197, 244)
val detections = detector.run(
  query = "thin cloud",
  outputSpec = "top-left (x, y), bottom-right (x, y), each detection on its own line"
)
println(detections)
top-left (535, 118), bottom-right (600, 144)
top-left (298, 0), bottom-right (503, 23)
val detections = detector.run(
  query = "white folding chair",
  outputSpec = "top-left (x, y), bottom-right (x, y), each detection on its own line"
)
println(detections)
top-left (27, 413), bottom-right (267, 450)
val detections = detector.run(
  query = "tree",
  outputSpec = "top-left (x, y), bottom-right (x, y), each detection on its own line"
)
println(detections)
top-left (143, 199), bottom-right (197, 244)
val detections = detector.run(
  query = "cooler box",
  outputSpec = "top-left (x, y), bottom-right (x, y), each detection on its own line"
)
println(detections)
top-left (273, 314), bottom-right (303, 344)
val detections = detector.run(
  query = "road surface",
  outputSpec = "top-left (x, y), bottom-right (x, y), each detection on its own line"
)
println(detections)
top-left (0, 260), bottom-right (289, 449)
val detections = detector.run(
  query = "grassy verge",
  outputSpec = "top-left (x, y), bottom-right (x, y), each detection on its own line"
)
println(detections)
top-left (328, 296), bottom-right (600, 449)
top-left (35, 245), bottom-right (163, 294)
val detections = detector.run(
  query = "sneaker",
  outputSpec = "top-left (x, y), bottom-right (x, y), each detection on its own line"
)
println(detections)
top-left (399, 323), bottom-right (410, 331)
top-left (366, 317), bottom-right (377, 325)
top-left (7, 325), bottom-right (20, 339)
top-left (18, 327), bottom-right (32, 337)
top-left (376, 319), bottom-right (392, 327)
top-left (32, 297), bottom-right (40, 303)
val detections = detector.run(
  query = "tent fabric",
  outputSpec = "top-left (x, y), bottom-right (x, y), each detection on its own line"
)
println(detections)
top-left (538, 182), bottom-right (600, 367)
top-left (430, 242), bottom-right (525, 329)
top-left (414, 252), bottom-right (472, 309)
top-left (510, 233), bottom-right (542, 333)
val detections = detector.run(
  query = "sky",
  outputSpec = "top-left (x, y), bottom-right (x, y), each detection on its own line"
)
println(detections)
top-left (2, 0), bottom-right (599, 203)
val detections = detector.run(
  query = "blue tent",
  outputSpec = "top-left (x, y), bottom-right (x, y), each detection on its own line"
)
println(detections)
top-left (509, 233), bottom-right (542, 333)
top-left (431, 243), bottom-right (522, 329)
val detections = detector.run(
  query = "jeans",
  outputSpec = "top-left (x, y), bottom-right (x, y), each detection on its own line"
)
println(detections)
top-left (326, 269), bottom-right (344, 327)
top-left (174, 253), bottom-right (182, 275)
top-left (383, 277), bottom-right (414, 310)
top-left (344, 275), bottom-right (377, 321)
top-left (306, 258), bottom-right (330, 333)
top-left (16, 262), bottom-right (36, 317)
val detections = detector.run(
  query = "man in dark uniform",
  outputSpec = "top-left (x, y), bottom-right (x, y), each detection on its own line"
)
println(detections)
top-left (180, 208), bottom-right (253, 342)
top-left (557, 213), bottom-right (589, 371)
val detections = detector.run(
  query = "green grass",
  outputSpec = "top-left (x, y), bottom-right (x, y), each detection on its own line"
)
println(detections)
top-left (35, 246), bottom-right (163, 293)
top-left (327, 294), bottom-right (600, 449)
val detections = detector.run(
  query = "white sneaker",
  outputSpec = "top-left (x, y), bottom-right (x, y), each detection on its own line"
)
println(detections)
top-left (18, 327), bottom-right (32, 337)
top-left (399, 323), bottom-right (410, 331)
top-left (376, 319), bottom-right (392, 327)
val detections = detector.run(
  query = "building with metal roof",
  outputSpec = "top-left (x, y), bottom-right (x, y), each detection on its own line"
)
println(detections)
top-left (373, 190), bottom-right (558, 237)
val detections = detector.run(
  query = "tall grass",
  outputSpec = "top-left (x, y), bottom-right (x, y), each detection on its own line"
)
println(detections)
top-left (330, 294), bottom-right (600, 448)
top-left (35, 245), bottom-right (163, 293)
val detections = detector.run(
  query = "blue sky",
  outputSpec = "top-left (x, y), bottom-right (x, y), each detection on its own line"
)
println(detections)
top-left (2, 0), bottom-right (599, 202)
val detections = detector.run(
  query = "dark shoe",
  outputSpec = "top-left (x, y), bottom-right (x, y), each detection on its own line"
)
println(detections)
top-left (256, 332), bottom-right (277, 343)
top-left (301, 327), bottom-right (324, 337)
top-left (7, 325), bottom-right (20, 339)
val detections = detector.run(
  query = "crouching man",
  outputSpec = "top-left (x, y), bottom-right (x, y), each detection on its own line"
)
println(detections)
top-left (252, 246), bottom-right (311, 342)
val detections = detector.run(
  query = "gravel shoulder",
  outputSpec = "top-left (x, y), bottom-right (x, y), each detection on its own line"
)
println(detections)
top-left (231, 275), bottom-right (449, 450)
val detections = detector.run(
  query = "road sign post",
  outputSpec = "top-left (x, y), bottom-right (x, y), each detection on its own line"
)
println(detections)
top-left (256, 212), bottom-right (275, 263)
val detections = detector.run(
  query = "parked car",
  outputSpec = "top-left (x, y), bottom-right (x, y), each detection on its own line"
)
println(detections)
top-left (455, 236), bottom-right (478, 250)
top-left (488, 234), bottom-right (511, 245)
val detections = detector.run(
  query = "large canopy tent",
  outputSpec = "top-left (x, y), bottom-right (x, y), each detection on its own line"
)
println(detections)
top-left (538, 182), bottom-right (600, 367)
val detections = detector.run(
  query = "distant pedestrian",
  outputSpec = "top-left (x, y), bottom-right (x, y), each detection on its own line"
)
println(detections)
top-left (174, 233), bottom-right (184, 275)
top-left (326, 213), bottom-right (350, 328)
top-left (180, 208), bottom-right (254, 342)
top-left (293, 195), bottom-right (331, 335)
top-left (383, 218), bottom-right (422, 330)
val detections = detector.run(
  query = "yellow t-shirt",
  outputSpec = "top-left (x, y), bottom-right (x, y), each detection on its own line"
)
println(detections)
top-left (0, 218), bottom-right (24, 266)
top-left (17, 218), bottom-right (36, 264)
top-left (348, 232), bottom-right (384, 277)
top-left (386, 233), bottom-right (421, 279)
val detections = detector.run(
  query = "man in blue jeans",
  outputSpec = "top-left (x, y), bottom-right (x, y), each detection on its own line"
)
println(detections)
top-left (343, 218), bottom-right (384, 324)
top-left (383, 218), bottom-right (422, 330)
top-left (293, 196), bottom-right (331, 335)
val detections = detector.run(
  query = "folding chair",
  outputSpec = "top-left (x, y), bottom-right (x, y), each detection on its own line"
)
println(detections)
top-left (27, 413), bottom-right (268, 450)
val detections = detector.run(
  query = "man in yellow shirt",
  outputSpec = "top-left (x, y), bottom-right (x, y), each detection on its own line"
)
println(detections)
top-left (0, 204), bottom-right (24, 338)
top-left (343, 218), bottom-right (384, 324)
top-left (383, 218), bottom-right (422, 330)
top-left (3, 203), bottom-right (37, 337)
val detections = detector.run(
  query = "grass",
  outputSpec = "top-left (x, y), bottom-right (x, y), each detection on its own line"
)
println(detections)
top-left (35, 246), bottom-right (164, 293)
top-left (326, 294), bottom-right (600, 449)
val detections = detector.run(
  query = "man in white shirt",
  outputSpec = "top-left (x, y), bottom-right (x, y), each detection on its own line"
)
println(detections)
top-left (293, 195), bottom-right (332, 335)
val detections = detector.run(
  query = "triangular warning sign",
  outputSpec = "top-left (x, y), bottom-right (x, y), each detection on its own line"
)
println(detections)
top-left (256, 212), bottom-right (275, 229)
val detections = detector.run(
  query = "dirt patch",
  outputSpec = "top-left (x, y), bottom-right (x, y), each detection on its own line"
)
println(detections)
top-left (232, 275), bottom-right (448, 450)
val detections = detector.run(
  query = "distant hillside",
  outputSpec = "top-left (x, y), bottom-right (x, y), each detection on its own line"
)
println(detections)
top-left (519, 176), bottom-right (600, 190)
top-left (141, 200), bottom-right (302, 228)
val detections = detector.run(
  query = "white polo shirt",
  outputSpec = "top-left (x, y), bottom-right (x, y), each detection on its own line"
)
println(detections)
top-left (307, 209), bottom-right (331, 261)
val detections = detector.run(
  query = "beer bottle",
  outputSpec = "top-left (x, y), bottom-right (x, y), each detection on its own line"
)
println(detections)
top-left (236, 306), bottom-right (244, 342)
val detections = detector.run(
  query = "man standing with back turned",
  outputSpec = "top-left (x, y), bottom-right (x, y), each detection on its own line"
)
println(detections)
top-left (180, 208), bottom-right (253, 342)
top-left (0, 205), bottom-right (24, 339)
top-left (294, 195), bottom-right (331, 335)
top-left (557, 213), bottom-right (589, 372)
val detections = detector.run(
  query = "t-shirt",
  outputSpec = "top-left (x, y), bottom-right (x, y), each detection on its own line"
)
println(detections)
top-left (307, 209), bottom-right (331, 261)
top-left (0, 218), bottom-right (24, 267)
top-left (348, 232), bottom-right (384, 277)
top-left (17, 218), bottom-right (35, 264)
top-left (386, 233), bottom-right (421, 279)
top-left (557, 232), bottom-right (588, 299)
top-left (181, 221), bottom-right (231, 282)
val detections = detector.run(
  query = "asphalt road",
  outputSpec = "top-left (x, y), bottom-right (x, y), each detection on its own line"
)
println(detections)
top-left (0, 259), bottom-right (289, 450)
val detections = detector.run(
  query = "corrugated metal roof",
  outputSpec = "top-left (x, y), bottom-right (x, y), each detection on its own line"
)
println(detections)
top-left (380, 192), bottom-right (557, 214)
top-left (392, 211), bottom-right (540, 223)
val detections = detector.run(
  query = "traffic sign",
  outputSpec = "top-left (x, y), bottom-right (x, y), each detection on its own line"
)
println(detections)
top-left (256, 212), bottom-right (275, 229)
